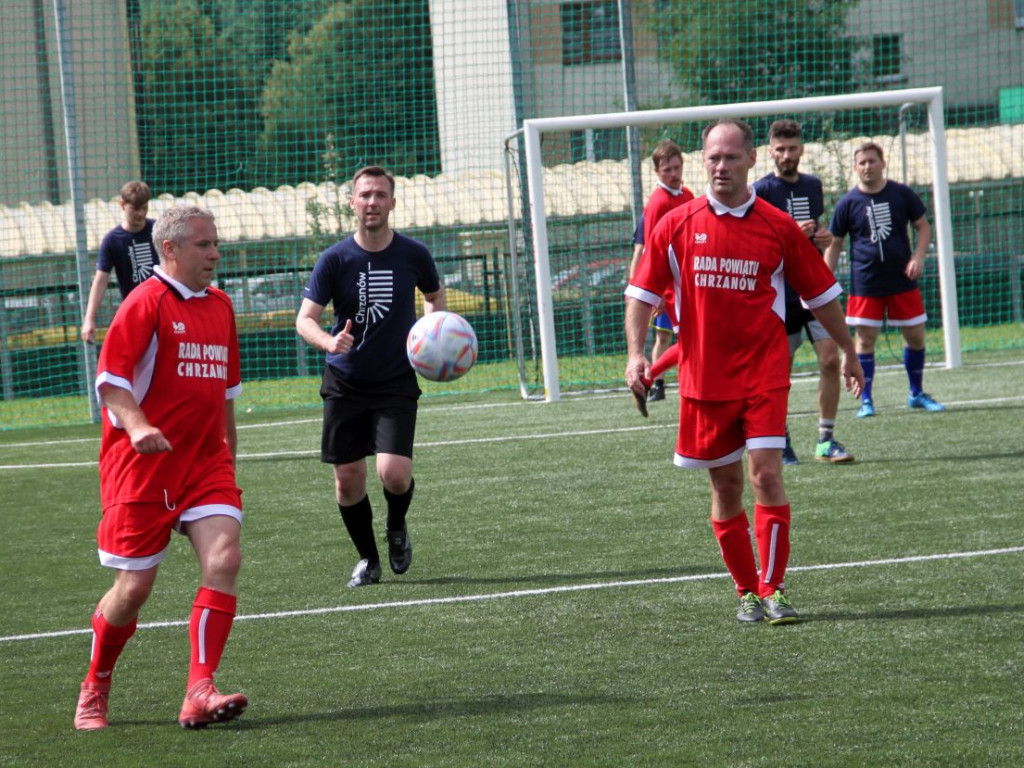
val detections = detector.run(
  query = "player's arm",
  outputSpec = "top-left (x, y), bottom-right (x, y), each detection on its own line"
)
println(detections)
top-left (627, 242), bottom-right (644, 281)
top-left (81, 270), bottom-right (110, 343)
top-left (906, 215), bottom-right (931, 280)
top-left (823, 237), bottom-right (843, 274)
top-left (423, 286), bottom-right (445, 313)
top-left (624, 297), bottom-right (655, 395)
top-left (99, 383), bottom-right (172, 453)
top-left (224, 399), bottom-right (237, 462)
top-left (295, 297), bottom-right (353, 355)
top-left (809, 300), bottom-right (863, 398)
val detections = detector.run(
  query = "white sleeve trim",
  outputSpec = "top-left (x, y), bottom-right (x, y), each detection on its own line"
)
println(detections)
top-left (801, 281), bottom-right (843, 310)
top-left (624, 285), bottom-right (661, 307)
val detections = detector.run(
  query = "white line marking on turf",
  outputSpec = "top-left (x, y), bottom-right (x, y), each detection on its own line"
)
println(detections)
top-left (2, 546), bottom-right (1021, 644)
top-left (4, 391), bottom-right (1024, 471)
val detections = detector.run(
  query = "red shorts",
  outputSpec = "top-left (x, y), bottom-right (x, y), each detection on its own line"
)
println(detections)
top-left (674, 387), bottom-right (788, 469)
top-left (97, 485), bottom-right (242, 571)
top-left (846, 289), bottom-right (926, 327)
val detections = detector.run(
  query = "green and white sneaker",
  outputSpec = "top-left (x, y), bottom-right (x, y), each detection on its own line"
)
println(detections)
top-left (737, 592), bottom-right (765, 623)
top-left (814, 438), bottom-right (854, 464)
top-left (762, 590), bottom-right (799, 625)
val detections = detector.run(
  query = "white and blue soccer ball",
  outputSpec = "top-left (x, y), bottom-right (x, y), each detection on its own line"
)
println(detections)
top-left (406, 311), bottom-right (478, 382)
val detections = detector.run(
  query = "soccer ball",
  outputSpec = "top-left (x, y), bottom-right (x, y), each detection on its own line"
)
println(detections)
top-left (406, 311), bottom-right (478, 382)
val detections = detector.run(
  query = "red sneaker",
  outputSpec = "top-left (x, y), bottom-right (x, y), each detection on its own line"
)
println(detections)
top-left (178, 679), bottom-right (248, 729)
top-left (74, 681), bottom-right (110, 730)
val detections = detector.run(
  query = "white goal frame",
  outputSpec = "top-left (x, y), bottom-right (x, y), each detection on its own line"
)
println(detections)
top-left (521, 87), bottom-right (959, 403)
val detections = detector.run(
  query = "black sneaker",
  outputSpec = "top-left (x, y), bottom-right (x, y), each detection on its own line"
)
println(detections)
top-left (386, 525), bottom-right (413, 574)
top-left (647, 380), bottom-right (666, 402)
top-left (347, 558), bottom-right (382, 588)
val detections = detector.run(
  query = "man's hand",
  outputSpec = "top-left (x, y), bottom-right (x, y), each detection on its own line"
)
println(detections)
top-left (325, 319), bottom-right (354, 355)
top-left (841, 351), bottom-right (865, 399)
top-left (128, 424), bottom-right (173, 454)
top-left (905, 255), bottom-right (925, 280)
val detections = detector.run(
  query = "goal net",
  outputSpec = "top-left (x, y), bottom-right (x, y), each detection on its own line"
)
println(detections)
top-left (506, 88), bottom-right (979, 402)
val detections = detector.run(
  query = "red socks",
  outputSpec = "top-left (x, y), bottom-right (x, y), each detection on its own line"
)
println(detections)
top-left (711, 512), bottom-right (759, 596)
top-left (187, 587), bottom-right (237, 688)
top-left (754, 503), bottom-right (791, 597)
top-left (84, 609), bottom-right (137, 686)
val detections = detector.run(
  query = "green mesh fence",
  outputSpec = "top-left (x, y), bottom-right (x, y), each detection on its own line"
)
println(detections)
top-left (2, 0), bottom-right (1023, 427)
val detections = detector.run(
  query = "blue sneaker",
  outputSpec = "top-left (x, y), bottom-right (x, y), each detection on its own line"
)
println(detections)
top-left (856, 399), bottom-right (875, 419)
top-left (782, 431), bottom-right (799, 465)
top-left (907, 392), bottom-right (945, 412)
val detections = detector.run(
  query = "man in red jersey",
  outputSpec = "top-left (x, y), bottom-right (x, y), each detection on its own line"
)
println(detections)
top-left (627, 139), bottom-right (695, 402)
top-left (74, 205), bottom-right (248, 730)
top-left (625, 120), bottom-right (863, 624)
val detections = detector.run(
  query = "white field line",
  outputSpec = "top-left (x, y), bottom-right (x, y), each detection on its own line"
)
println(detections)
top-left (2, 391), bottom-right (1023, 471)
top-left (2, 545), bottom-right (1021, 645)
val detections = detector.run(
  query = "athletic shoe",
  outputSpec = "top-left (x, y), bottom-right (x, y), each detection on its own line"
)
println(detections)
top-left (178, 678), bottom-right (248, 729)
top-left (647, 380), bottom-right (666, 402)
top-left (814, 439), bottom-right (854, 464)
top-left (386, 525), bottom-right (413, 575)
top-left (737, 592), bottom-right (765, 623)
top-left (907, 392), bottom-right (946, 412)
top-left (781, 432), bottom-right (799, 465)
top-left (632, 387), bottom-right (649, 418)
top-left (762, 590), bottom-right (799, 625)
top-left (856, 399), bottom-right (875, 419)
top-left (347, 558), bottom-right (382, 588)
top-left (74, 681), bottom-right (110, 731)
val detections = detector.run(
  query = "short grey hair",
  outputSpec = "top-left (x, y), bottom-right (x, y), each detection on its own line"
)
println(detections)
top-left (152, 205), bottom-right (215, 260)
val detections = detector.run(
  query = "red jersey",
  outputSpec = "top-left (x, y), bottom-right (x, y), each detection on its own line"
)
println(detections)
top-left (96, 268), bottom-right (242, 506)
top-left (643, 184), bottom-right (694, 323)
top-left (642, 184), bottom-right (695, 244)
top-left (627, 193), bottom-right (841, 401)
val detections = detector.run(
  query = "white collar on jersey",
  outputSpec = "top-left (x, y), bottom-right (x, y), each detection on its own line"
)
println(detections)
top-left (657, 180), bottom-right (685, 197)
top-left (154, 264), bottom-right (209, 299)
top-left (705, 185), bottom-right (756, 217)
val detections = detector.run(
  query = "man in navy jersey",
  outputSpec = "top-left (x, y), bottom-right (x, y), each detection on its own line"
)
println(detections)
top-left (754, 120), bottom-right (853, 464)
top-left (81, 181), bottom-right (157, 343)
top-left (296, 166), bottom-right (445, 588)
top-left (824, 142), bottom-right (944, 417)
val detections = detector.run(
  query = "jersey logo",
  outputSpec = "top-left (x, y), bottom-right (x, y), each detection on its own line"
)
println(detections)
top-left (786, 196), bottom-right (811, 221)
top-left (130, 241), bottom-right (155, 286)
top-left (172, 321), bottom-right (186, 334)
top-left (867, 202), bottom-right (893, 243)
top-left (694, 233), bottom-right (708, 244)
top-left (354, 261), bottom-right (394, 350)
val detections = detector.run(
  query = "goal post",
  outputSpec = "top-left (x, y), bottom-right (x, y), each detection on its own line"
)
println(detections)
top-left (521, 87), bottom-right (959, 403)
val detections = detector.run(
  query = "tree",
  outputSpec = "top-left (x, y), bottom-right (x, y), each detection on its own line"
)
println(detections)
top-left (138, 0), bottom-right (258, 194)
top-left (650, 0), bottom-right (862, 140)
top-left (257, 0), bottom-right (440, 188)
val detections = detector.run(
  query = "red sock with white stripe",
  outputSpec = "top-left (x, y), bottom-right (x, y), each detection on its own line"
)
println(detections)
top-left (754, 503), bottom-right (792, 598)
top-left (711, 512), bottom-right (759, 596)
top-left (84, 609), bottom-right (137, 686)
top-left (187, 587), bottom-right (237, 688)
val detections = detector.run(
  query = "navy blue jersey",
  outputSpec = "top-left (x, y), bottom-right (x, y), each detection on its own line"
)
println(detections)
top-left (753, 172), bottom-right (825, 306)
top-left (753, 173), bottom-right (825, 229)
top-left (96, 220), bottom-right (157, 299)
top-left (828, 181), bottom-right (927, 298)
top-left (632, 214), bottom-right (645, 246)
top-left (302, 232), bottom-right (441, 389)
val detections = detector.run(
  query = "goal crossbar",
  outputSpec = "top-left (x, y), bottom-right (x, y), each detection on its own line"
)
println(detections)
top-left (521, 87), bottom-right (958, 402)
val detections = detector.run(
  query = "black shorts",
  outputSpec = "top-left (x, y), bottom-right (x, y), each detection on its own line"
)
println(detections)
top-left (319, 365), bottom-right (420, 465)
top-left (784, 303), bottom-right (815, 336)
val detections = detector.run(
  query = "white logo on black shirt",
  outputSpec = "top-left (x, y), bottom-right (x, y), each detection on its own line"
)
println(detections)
top-left (787, 196), bottom-right (811, 220)
top-left (867, 202), bottom-right (893, 243)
